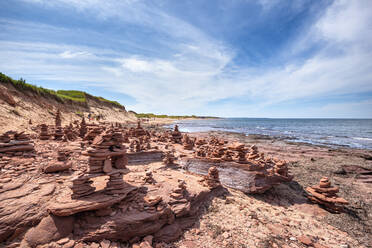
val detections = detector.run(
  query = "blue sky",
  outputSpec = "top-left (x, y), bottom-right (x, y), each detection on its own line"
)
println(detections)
top-left (1, 0), bottom-right (372, 118)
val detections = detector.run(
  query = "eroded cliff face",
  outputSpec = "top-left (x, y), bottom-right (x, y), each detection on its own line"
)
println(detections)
top-left (0, 83), bottom-right (136, 133)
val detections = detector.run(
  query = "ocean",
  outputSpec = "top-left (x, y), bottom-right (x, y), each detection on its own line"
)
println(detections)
top-left (171, 118), bottom-right (372, 150)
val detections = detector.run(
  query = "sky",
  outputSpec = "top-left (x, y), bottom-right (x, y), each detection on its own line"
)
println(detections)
top-left (0, 0), bottom-right (372, 118)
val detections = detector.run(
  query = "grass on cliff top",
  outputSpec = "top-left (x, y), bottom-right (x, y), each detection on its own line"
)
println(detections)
top-left (0, 72), bottom-right (124, 108)
top-left (134, 112), bottom-right (218, 119)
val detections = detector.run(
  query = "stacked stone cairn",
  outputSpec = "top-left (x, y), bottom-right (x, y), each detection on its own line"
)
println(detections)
top-left (105, 171), bottom-right (127, 195)
top-left (171, 125), bottom-right (182, 144)
top-left (54, 110), bottom-right (64, 140)
top-left (79, 117), bottom-right (87, 138)
top-left (202, 166), bottom-right (221, 189)
top-left (39, 124), bottom-right (50, 140)
top-left (306, 177), bottom-right (349, 213)
top-left (71, 173), bottom-right (96, 199)
top-left (273, 159), bottom-right (291, 178)
top-left (182, 134), bottom-right (194, 150)
top-left (72, 129), bottom-right (128, 198)
top-left (247, 145), bottom-right (259, 160)
top-left (228, 142), bottom-right (248, 163)
top-left (0, 131), bottom-right (35, 156)
top-left (134, 121), bottom-right (146, 137)
top-left (163, 151), bottom-right (176, 165)
top-left (170, 180), bottom-right (187, 201)
top-left (143, 171), bottom-right (155, 184)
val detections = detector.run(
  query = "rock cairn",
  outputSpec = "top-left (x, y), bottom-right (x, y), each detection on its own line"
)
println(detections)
top-left (163, 151), bottom-right (176, 165)
top-left (306, 177), bottom-right (349, 213)
top-left (247, 145), bottom-right (259, 160)
top-left (202, 166), bottom-right (221, 189)
top-left (71, 173), bottom-right (95, 199)
top-left (0, 131), bottom-right (35, 156)
top-left (71, 129), bottom-right (128, 198)
top-left (228, 142), bottom-right (248, 163)
top-left (54, 110), bottom-right (64, 140)
top-left (182, 134), bottom-right (194, 150)
top-left (170, 180), bottom-right (187, 200)
top-left (63, 125), bottom-right (77, 142)
top-left (55, 110), bottom-right (62, 126)
top-left (171, 125), bottom-right (182, 144)
top-left (134, 121), bottom-right (146, 137)
top-left (143, 171), bottom-right (155, 184)
top-left (79, 117), bottom-right (87, 138)
top-left (39, 124), bottom-right (50, 140)
top-left (105, 171), bottom-right (126, 195)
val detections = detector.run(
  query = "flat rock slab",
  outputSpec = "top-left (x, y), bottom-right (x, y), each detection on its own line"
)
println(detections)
top-left (48, 186), bottom-right (137, 216)
top-left (127, 151), bottom-right (164, 165)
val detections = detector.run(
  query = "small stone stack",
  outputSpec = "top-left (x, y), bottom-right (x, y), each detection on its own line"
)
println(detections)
top-left (274, 160), bottom-right (291, 178)
top-left (306, 177), bottom-right (349, 213)
top-left (134, 121), bottom-right (146, 137)
top-left (171, 125), bottom-right (182, 144)
top-left (105, 171), bottom-right (126, 194)
top-left (163, 151), bottom-right (176, 165)
top-left (79, 117), bottom-right (87, 138)
top-left (233, 143), bottom-right (248, 163)
top-left (182, 134), bottom-right (194, 150)
top-left (54, 110), bottom-right (64, 140)
top-left (247, 145), bottom-right (259, 160)
top-left (84, 131), bottom-right (117, 174)
top-left (63, 125), bottom-right (77, 141)
top-left (143, 171), bottom-right (155, 184)
top-left (170, 180), bottom-right (187, 200)
top-left (39, 124), bottom-right (50, 140)
top-left (71, 173), bottom-right (95, 199)
top-left (203, 166), bottom-right (221, 189)
top-left (110, 129), bottom-right (128, 169)
top-left (55, 110), bottom-right (62, 127)
top-left (54, 127), bottom-right (64, 140)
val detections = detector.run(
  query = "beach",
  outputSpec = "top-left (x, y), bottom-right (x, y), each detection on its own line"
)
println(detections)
top-left (168, 129), bottom-right (372, 247)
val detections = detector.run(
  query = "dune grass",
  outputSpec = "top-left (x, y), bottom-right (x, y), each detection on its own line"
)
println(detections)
top-left (0, 72), bottom-right (124, 108)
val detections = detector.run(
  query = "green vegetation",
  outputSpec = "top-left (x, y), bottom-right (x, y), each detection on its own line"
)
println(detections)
top-left (94, 96), bottom-right (123, 108)
top-left (56, 90), bottom-right (86, 103)
top-left (0, 72), bottom-right (124, 108)
top-left (134, 112), bottom-right (218, 119)
top-left (0, 72), bottom-right (63, 102)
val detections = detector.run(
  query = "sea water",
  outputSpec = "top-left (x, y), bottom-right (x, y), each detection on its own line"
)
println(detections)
top-left (171, 118), bottom-right (372, 149)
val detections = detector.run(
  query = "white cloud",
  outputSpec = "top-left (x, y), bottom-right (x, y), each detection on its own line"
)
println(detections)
top-left (59, 50), bottom-right (91, 59)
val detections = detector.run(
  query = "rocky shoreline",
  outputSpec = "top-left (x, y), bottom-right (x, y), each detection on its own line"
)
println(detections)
top-left (179, 130), bottom-right (372, 247)
top-left (0, 116), bottom-right (371, 248)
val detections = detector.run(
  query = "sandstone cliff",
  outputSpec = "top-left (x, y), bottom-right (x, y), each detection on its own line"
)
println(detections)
top-left (0, 73), bottom-right (136, 132)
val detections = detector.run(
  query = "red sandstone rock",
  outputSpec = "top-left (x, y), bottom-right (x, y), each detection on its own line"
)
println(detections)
top-left (39, 124), bottom-right (51, 140)
top-left (306, 177), bottom-right (349, 213)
